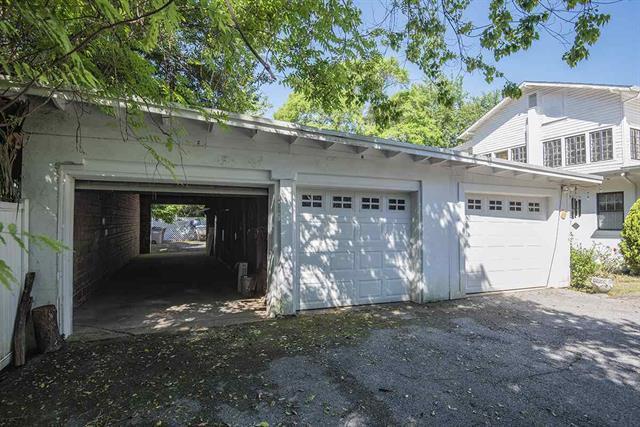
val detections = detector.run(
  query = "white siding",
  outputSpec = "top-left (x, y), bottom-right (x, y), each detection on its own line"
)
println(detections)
top-left (465, 86), bottom-right (629, 174)
top-left (468, 96), bottom-right (528, 155)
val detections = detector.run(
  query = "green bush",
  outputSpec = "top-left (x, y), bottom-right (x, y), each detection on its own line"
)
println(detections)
top-left (620, 198), bottom-right (640, 274)
top-left (570, 246), bottom-right (598, 291)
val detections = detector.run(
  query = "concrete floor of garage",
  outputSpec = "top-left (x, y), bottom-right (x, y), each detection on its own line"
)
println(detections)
top-left (72, 250), bottom-right (267, 340)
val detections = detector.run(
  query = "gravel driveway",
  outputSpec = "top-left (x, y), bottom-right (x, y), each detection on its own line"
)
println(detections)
top-left (1, 288), bottom-right (639, 426)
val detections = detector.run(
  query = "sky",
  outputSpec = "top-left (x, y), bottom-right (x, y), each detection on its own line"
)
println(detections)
top-left (261, 0), bottom-right (640, 117)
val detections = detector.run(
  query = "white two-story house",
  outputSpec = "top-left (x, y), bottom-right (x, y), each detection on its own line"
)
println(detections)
top-left (456, 81), bottom-right (640, 252)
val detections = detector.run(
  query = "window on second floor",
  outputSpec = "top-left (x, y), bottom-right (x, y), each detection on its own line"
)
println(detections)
top-left (511, 145), bottom-right (527, 163)
top-left (565, 134), bottom-right (586, 165)
top-left (631, 128), bottom-right (640, 160)
top-left (494, 150), bottom-right (508, 160)
top-left (590, 128), bottom-right (613, 162)
top-left (543, 139), bottom-right (562, 167)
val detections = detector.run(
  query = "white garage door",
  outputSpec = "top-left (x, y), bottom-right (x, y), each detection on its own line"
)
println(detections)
top-left (297, 190), bottom-right (412, 309)
top-left (463, 193), bottom-right (550, 293)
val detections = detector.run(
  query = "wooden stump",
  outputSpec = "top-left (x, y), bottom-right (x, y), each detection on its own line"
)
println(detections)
top-left (12, 272), bottom-right (35, 367)
top-left (32, 305), bottom-right (63, 353)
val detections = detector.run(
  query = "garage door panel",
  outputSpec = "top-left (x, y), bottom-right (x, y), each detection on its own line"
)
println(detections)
top-left (358, 223), bottom-right (383, 242)
top-left (384, 278), bottom-right (410, 297)
top-left (300, 280), bottom-right (355, 309)
top-left (298, 190), bottom-right (412, 309)
top-left (383, 251), bottom-right (411, 269)
top-left (359, 251), bottom-right (383, 269)
top-left (299, 219), bottom-right (354, 241)
top-left (464, 193), bottom-right (550, 293)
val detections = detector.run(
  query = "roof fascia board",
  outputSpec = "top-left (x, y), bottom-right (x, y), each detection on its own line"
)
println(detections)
top-left (10, 84), bottom-right (603, 185)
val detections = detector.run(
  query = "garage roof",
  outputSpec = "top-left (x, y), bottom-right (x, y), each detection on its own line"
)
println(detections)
top-left (16, 85), bottom-right (603, 186)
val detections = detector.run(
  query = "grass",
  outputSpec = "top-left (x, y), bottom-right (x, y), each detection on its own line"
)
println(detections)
top-left (608, 274), bottom-right (640, 297)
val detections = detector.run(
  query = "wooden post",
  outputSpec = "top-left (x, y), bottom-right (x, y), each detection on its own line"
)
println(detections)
top-left (12, 272), bottom-right (35, 367)
top-left (32, 305), bottom-right (63, 353)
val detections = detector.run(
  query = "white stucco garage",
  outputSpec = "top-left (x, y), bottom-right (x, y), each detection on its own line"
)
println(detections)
top-left (18, 89), bottom-right (602, 337)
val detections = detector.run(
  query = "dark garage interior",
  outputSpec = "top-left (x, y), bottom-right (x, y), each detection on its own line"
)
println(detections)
top-left (71, 185), bottom-right (269, 339)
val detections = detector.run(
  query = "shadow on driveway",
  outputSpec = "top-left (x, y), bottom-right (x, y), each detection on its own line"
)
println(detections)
top-left (1, 289), bottom-right (639, 425)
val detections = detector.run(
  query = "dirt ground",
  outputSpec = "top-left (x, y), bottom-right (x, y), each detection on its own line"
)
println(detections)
top-left (1, 288), bottom-right (639, 426)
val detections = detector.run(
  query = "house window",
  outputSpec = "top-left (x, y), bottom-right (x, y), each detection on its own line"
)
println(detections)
top-left (565, 134), bottom-right (586, 165)
top-left (509, 201), bottom-right (522, 212)
top-left (590, 128), bottom-right (613, 162)
top-left (596, 192), bottom-right (624, 230)
top-left (543, 139), bottom-right (562, 167)
top-left (332, 196), bottom-right (352, 209)
top-left (528, 202), bottom-right (541, 213)
top-left (528, 93), bottom-right (537, 109)
top-left (631, 128), bottom-right (640, 160)
top-left (489, 200), bottom-right (502, 211)
top-left (571, 197), bottom-right (582, 219)
top-left (467, 199), bottom-right (482, 210)
top-left (511, 145), bottom-right (527, 163)
top-left (302, 194), bottom-right (322, 208)
top-left (388, 198), bottom-right (406, 211)
top-left (494, 150), bottom-right (508, 160)
top-left (361, 197), bottom-right (380, 210)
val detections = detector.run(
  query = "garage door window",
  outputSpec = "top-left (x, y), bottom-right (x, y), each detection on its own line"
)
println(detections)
top-left (389, 198), bottom-right (406, 211)
top-left (597, 192), bottom-right (624, 230)
top-left (528, 202), bottom-right (540, 212)
top-left (302, 194), bottom-right (322, 208)
top-left (509, 201), bottom-right (522, 212)
top-left (332, 196), bottom-right (352, 209)
top-left (361, 197), bottom-right (380, 210)
top-left (467, 199), bottom-right (482, 210)
top-left (488, 200), bottom-right (502, 211)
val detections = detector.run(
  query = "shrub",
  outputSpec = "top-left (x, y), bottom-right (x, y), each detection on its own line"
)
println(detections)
top-left (620, 198), bottom-right (640, 274)
top-left (570, 245), bottom-right (598, 291)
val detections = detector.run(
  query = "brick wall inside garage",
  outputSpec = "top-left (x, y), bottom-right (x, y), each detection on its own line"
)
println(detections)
top-left (73, 191), bottom-right (140, 306)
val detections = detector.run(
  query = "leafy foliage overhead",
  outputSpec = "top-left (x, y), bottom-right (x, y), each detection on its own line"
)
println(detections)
top-left (275, 79), bottom-right (501, 148)
top-left (0, 0), bottom-right (613, 117)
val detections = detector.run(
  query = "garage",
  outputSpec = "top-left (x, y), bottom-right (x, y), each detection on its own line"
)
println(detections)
top-left (297, 189), bottom-right (412, 309)
top-left (463, 192), bottom-right (553, 293)
top-left (70, 183), bottom-right (270, 337)
top-left (17, 90), bottom-right (605, 335)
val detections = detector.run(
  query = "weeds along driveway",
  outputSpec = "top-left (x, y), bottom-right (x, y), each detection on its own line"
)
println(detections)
top-left (1, 289), bottom-right (639, 426)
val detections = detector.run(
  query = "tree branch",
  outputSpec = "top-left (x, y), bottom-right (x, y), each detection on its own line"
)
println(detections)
top-left (0, 0), bottom-right (175, 114)
top-left (224, 0), bottom-right (276, 81)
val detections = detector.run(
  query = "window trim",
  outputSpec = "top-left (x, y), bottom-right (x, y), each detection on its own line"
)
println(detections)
top-left (467, 198), bottom-right (482, 211)
top-left (388, 197), bottom-right (407, 212)
top-left (596, 191), bottom-right (624, 231)
top-left (331, 195), bottom-right (352, 209)
top-left (542, 138), bottom-right (562, 168)
top-left (631, 128), bottom-right (640, 160)
top-left (301, 194), bottom-right (323, 208)
top-left (360, 196), bottom-right (380, 210)
top-left (488, 199), bottom-right (503, 211)
top-left (565, 133), bottom-right (587, 166)
top-left (589, 128), bottom-right (614, 163)
top-left (509, 201), bottom-right (522, 212)
top-left (510, 145), bottom-right (527, 163)
top-left (571, 197), bottom-right (582, 219)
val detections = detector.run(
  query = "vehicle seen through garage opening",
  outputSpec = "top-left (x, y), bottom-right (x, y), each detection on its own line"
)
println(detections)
top-left (72, 183), bottom-right (269, 339)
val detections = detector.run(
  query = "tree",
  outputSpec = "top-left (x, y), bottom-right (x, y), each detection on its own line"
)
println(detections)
top-left (275, 79), bottom-right (501, 148)
top-left (620, 199), bottom-right (640, 275)
top-left (151, 204), bottom-right (205, 223)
